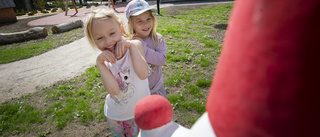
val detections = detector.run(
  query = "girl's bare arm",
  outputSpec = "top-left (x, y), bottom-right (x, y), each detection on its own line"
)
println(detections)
top-left (125, 39), bottom-right (149, 80)
top-left (96, 55), bottom-right (120, 95)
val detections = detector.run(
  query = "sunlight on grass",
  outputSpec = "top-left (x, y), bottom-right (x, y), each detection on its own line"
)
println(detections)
top-left (42, 66), bottom-right (103, 130)
top-left (0, 102), bottom-right (44, 136)
top-left (184, 47), bottom-right (192, 53)
top-left (196, 79), bottom-right (212, 88)
top-left (0, 41), bottom-right (52, 64)
top-left (0, 28), bottom-right (84, 64)
top-left (167, 54), bottom-right (191, 63)
top-left (157, 3), bottom-right (232, 127)
top-left (197, 56), bottom-right (211, 67)
top-left (165, 70), bottom-right (192, 86)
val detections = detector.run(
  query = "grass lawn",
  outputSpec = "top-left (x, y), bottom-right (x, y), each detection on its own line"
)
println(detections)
top-left (0, 28), bottom-right (84, 64)
top-left (0, 3), bottom-right (233, 136)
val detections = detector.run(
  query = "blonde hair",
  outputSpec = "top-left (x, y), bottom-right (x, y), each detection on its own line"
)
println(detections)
top-left (84, 8), bottom-right (132, 49)
top-left (128, 10), bottom-right (159, 50)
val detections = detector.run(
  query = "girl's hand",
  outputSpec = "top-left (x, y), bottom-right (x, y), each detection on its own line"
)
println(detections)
top-left (115, 40), bottom-right (132, 59)
top-left (115, 40), bottom-right (127, 59)
top-left (97, 50), bottom-right (117, 64)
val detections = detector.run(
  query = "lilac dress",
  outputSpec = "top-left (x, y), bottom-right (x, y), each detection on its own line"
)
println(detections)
top-left (142, 33), bottom-right (167, 98)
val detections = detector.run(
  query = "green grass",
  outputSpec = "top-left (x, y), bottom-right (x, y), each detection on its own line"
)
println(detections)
top-left (0, 28), bottom-right (84, 64)
top-left (158, 3), bottom-right (232, 127)
top-left (0, 102), bottom-right (44, 135)
top-left (0, 66), bottom-right (106, 136)
top-left (0, 3), bottom-right (233, 136)
top-left (0, 41), bottom-right (52, 64)
top-left (42, 67), bottom-right (104, 130)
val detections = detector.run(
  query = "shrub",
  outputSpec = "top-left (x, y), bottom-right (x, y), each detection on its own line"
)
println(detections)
top-left (41, 10), bottom-right (49, 13)
top-left (51, 8), bottom-right (57, 13)
top-left (33, 0), bottom-right (46, 11)
top-left (16, 9), bottom-right (27, 16)
top-left (28, 10), bottom-right (37, 16)
top-left (57, 0), bottom-right (66, 11)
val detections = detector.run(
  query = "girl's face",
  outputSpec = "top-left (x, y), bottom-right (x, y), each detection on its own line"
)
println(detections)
top-left (133, 11), bottom-right (154, 38)
top-left (91, 18), bottom-right (122, 53)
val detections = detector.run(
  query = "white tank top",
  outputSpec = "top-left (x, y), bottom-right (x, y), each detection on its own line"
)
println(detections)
top-left (104, 49), bottom-right (150, 121)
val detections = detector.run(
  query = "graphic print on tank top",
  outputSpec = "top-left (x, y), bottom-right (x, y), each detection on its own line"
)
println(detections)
top-left (111, 67), bottom-right (135, 105)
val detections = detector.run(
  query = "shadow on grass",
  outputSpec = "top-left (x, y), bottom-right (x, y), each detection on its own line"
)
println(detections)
top-left (214, 24), bottom-right (228, 30)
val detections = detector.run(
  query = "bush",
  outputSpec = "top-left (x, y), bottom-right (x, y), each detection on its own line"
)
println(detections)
top-left (16, 9), bottom-right (27, 16)
top-left (51, 8), bottom-right (57, 13)
top-left (28, 10), bottom-right (37, 16)
top-left (33, 0), bottom-right (46, 11)
top-left (41, 10), bottom-right (49, 13)
top-left (68, 2), bottom-right (73, 7)
top-left (57, 0), bottom-right (66, 11)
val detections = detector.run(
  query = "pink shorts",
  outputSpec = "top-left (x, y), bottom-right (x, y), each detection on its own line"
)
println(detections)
top-left (107, 118), bottom-right (139, 137)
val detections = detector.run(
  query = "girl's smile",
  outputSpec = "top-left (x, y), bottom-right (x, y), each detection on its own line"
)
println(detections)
top-left (133, 12), bottom-right (153, 38)
top-left (91, 18), bottom-right (122, 53)
top-left (142, 27), bottom-right (150, 31)
top-left (105, 43), bottom-right (117, 53)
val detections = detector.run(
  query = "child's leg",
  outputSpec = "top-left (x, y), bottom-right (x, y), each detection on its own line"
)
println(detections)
top-left (107, 118), bottom-right (139, 137)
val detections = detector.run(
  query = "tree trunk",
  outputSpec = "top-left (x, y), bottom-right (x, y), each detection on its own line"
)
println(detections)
top-left (51, 20), bottom-right (83, 34)
top-left (0, 27), bottom-right (47, 45)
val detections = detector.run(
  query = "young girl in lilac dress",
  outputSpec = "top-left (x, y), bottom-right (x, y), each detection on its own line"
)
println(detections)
top-left (125, 0), bottom-right (167, 98)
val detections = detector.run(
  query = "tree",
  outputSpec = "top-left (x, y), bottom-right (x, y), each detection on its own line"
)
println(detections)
top-left (53, 0), bottom-right (66, 11)
top-left (33, 0), bottom-right (47, 10)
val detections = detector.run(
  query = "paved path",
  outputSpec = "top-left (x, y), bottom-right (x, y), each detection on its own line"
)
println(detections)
top-left (1, 6), bottom-right (126, 103)
top-left (27, 5), bottom-right (127, 26)
top-left (0, 1), bottom-right (233, 103)
top-left (0, 38), bottom-right (100, 102)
